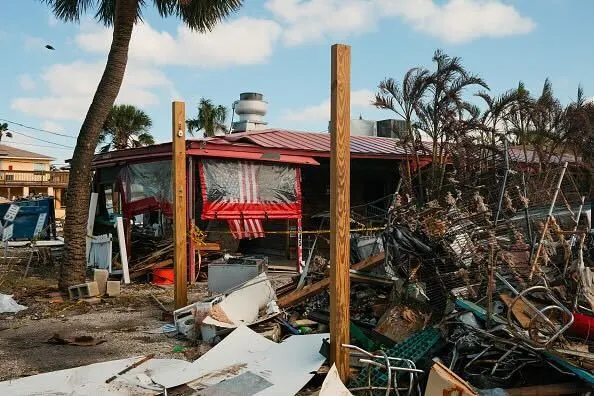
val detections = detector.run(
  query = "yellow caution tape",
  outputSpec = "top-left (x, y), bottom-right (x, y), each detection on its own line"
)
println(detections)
top-left (200, 226), bottom-right (385, 236)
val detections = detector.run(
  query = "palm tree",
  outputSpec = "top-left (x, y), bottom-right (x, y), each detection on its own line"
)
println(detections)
top-left (505, 81), bottom-right (535, 164)
top-left (476, 89), bottom-right (519, 146)
top-left (564, 85), bottom-right (593, 162)
top-left (186, 98), bottom-right (228, 137)
top-left (530, 79), bottom-right (564, 169)
top-left (98, 104), bottom-right (154, 152)
top-left (42, 0), bottom-right (244, 290)
top-left (374, 68), bottom-right (429, 202)
top-left (0, 123), bottom-right (13, 143)
top-left (415, 49), bottom-right (489, 197)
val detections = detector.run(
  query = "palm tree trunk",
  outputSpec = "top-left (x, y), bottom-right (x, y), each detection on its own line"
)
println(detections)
top-left (60, 0), bottom-right (139, 290)
top-left (408, 121), bottom-right (424, 204)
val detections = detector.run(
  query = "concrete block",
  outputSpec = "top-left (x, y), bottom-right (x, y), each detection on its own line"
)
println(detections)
top-left (106, 281), bottom-right (121, 297)
top-left (68, 282), bottom-right (100, 300)
top-left (93, 269), bottom-right (109, 295)
top-left (86, 281), bottom-right (100, 297)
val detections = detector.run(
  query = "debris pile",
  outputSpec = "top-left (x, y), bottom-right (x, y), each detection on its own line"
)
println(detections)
top-left (1, 160), bottom-right (591, 396)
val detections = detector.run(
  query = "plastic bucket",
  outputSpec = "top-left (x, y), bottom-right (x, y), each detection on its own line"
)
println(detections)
top-left (153, 268), bottom-right (174, 285)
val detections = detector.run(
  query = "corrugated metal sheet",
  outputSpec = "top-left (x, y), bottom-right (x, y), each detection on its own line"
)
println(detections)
top-left (224, 129), bottom-right (411, 156)
top-left (508, 147), bottom-right (580, 164)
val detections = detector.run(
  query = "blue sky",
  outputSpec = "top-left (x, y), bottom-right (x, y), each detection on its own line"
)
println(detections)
top-left (1, 0), bottom-right (594, 164)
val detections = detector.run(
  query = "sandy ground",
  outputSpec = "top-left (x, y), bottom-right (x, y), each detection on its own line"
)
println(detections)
top-left (0, 280), bottom-right (210, 382)
top-left (0, 267), bottom-right (297, 383)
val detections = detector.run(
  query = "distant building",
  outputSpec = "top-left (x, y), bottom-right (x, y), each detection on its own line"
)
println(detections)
top-left (329, 118), bottom-right (408, 138)
top-left (0, 145), bottom-right (68, 217)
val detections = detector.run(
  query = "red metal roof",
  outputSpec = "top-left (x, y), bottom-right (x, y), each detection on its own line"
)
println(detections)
top-left (92, 129), bottom-right (420, 168)
top-left (223, 129), bottom-right (412, 158)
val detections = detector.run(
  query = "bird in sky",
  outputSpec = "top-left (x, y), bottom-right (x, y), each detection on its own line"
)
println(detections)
top-left (45, 44), bottom-right (55, 50)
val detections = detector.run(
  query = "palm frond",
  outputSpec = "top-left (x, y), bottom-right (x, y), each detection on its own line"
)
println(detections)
top-left (154, 0), bottom-right (243, 32)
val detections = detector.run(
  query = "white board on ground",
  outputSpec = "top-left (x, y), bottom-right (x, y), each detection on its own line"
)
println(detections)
top-left (183, 325), bottom-right (328, 396)
top-left (3, 204), bottom-right (19, 222)
top-left (0, 357), bottom-right (193, 395)
top-left (0, 294), bottom-right (27, 313)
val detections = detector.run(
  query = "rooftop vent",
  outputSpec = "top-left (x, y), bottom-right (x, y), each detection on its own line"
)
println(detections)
top-left (232, 92), bottom-right (268, 133)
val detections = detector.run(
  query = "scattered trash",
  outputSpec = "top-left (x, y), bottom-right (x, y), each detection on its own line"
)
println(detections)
top-left (319, 364), bottom-right (353, 396)
top-left (0, 294), bottom-right (27, 313)
top-left (46, 333), bottom-right (106, 346)
top-left (425, 360), bottom-right (477, 396)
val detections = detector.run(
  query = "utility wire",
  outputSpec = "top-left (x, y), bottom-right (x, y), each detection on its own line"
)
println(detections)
top-left (8, 129), bottom-right (74, 149)
top-left (0, 117), bottom-right (77, 139)
top-left (0, 141), bottom-right (73, 150)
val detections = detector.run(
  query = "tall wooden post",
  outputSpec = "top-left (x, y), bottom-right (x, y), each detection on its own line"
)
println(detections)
top-left (329, 43), bottom-right (351, 382)
top-left (172, 101), bottom-right (188, 308)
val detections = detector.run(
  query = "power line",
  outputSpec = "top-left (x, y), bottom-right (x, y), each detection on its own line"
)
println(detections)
top-left (8, 129), bottom-right (74, 149)
top-left (0, 117), bottom-right (77, 139)
top-left (0, 141), bottom-right (73, 150)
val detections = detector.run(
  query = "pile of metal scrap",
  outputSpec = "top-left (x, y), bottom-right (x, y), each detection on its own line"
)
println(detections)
top-left (271, 160), bottom-right (593, 395)
top-left (339, 161), bottom-right (592, 394)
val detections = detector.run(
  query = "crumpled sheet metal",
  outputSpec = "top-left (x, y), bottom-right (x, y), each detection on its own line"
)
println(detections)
top-left (0, 326), bottom-right (329, 395)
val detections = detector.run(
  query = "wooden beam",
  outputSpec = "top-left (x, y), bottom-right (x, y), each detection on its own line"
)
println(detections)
top-left (172, 101), bottom-right (188, 308)
top-left (330, 43), bottom-right (351, 382)
top-left (129, 258), bottom-right (173, 280)
top-left (278, 252), bottom-right (385, 308)
top-left (115, 216), bottom-right (130, 284)
top-left (330, 44), bottom-right (351, 383)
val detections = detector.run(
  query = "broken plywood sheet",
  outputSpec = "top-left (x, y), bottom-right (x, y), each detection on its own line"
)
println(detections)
top-left (319, 364), bottom-right (352, 396)
top-left (186, 325), bottom-right (328, 396)
top-left (424, 360), bottom-right (477, 396)
top-left (0, 357), bottom-right (193, 396)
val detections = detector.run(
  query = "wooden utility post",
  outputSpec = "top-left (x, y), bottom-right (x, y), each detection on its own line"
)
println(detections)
top-left (172, 101), bottom-right (188, 308)
top-left (329, 43), bottom-right (351, 382)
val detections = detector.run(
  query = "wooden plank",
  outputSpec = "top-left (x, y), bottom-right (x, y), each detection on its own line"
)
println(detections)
top-left (85, 192), bottom-right (98, 264)
top-left (277, 252), bottom-right (384, 308)
top-left (329, 43), bottom-right (351, 382)
top-left (129, 258), bottom-right (173, 279)
top-left (188, 156), bottom-right (195, 284)
top-left (172, 101), bottom-right (188, 308)
top-left (115, 216), bottom-right (130, 284)
top-left (197, 242), bottom-right (221, 251)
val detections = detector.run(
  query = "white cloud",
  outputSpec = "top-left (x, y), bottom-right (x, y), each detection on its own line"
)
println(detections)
top-left (40, 121), bottom-right (64, 133)
top-left (283, 89), bottom-right (375, 121)
top-left (23, 36), bottom-right (46, 50)
top-left (265, 0), bottom-right (535, 45)
top-left (48, 13), bottom-right (58, 27)
top-left (18, 74), bottom-right (36, 91)
top-left (76, 17), bottom-right (282, 68)
top-left (265, 0), bottom-right (376, 46)
top-left (11, 61), bottom-right (174, 121)
top-left (378, 0), bottom-right (536, 43)
top-left (12, 16), bottom-right (282, 124)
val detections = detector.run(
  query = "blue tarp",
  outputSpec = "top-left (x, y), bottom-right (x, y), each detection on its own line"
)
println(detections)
top-left (0, 198), bottom-right (55, 240)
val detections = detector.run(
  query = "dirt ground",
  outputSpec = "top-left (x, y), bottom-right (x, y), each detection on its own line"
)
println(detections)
top-left (0, 262), bottom-right (297, 383)
top-left (0, 272), bottom-right (212, 382)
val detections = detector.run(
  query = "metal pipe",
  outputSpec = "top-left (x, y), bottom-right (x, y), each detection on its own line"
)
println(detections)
top-left (494, 135), bottom-right (510, 225)
top-left (521, 172), bottom-right (533, 242)
top-left (529, 161), bottom-right (568, 281)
